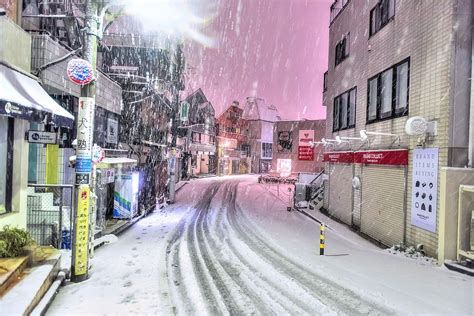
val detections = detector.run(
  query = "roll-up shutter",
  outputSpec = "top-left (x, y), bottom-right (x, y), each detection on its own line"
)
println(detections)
top-left (328, 163), bottom-right (353, 225)
top-left (361, 165), bottom-right (405, 247)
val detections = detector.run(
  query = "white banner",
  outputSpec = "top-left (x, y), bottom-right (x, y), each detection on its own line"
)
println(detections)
top-left (299, 130), bottom-right (315, 147)
top-left (76, 97), bottom-right (95, 176)
top-left (411, 148), bottom-right (439, 233)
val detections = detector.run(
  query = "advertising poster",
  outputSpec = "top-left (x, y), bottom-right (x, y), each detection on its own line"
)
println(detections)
top-left (411, 148), bottom-right (439, 233)
top-left (106, 118), bottom-right (118, 144)
top-left (74, 185), bottom-right (90, 276)
top-left (113, 173), bottom-right (139, 219)
top-left (277, 131), bottom-right (292, 152)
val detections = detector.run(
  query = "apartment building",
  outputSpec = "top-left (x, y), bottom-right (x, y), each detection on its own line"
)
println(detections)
top-left (323, 0), bottom-right (474, 262)
top-left (242, 97), bottom-right (281, 173)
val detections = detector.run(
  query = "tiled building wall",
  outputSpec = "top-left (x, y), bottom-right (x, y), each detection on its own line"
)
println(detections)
top-left (326, 0), bottom-right (470, 256)
top-left (31, 35), bottom-right (122, 114)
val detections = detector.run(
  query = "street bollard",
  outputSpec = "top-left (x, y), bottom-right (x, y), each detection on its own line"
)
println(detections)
top-left (320, 223), bottom-right (325, 255)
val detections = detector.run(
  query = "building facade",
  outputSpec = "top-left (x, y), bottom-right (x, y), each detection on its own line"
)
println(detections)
top-left (180, 89), bottom-right (217, 177)
top-left (323, 0), bottom-right (474, 262)
top-left (216, 101), bottom-right (250, 176)
top-left (272, 120), bottom-right (326, 176)
top-left (242, 97), bottom-right (281, 174)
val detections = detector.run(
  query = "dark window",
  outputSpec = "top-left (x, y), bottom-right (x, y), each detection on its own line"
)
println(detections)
top-left (323, 71), bottom-right (328, 92)
top-left (367, 58), bottom-right (410, 123)
top-left (333, 87), bottom-right (357, 132)
top-left (335, 34), bottom-right (349, 66)
top-left (349, 89), bottom-right (357, 127)
top-left (261, 143), bottom-right (272, 159)
top-left (370, 0), bottom-right (395, 36)
top-left (0, 116), bottom-right (13, 215)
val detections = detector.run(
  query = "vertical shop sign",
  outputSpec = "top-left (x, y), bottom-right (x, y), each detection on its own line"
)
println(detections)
top-left (298, 130), bottom-right (315, 161)
top-left (411, 148), bottom-right (439, 232)
top-left (74, 185), bottom-right (90, 276)
top-left (76, 97), bottom-right (95, 184)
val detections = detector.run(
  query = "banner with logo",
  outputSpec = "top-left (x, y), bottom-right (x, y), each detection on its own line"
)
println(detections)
top-left (411, 148), bottom-right (439, 232)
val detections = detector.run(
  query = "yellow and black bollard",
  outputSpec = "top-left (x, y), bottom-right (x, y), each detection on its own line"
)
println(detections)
top-left (320, 223), bottom-right (325, 255)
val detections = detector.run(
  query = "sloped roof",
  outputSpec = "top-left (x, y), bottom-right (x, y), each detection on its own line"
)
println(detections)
top-left (243, 97), bottom-right (281, 122)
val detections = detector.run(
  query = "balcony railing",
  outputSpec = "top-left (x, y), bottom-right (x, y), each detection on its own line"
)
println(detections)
top-left (330, 0), bottom-right (350, 24)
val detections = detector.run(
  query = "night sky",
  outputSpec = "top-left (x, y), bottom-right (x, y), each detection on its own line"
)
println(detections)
top-left (184, 0), bottom-right (331, 120)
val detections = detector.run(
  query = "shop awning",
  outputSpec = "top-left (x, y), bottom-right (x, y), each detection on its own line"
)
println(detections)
top-left (96, 157), bottom-right (138, 169)
top-left (0, 62), bottom-right (74, 128)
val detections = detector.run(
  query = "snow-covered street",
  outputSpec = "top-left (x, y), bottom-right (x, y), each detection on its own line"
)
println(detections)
top-left (47, 176), bottom-right (473, 315)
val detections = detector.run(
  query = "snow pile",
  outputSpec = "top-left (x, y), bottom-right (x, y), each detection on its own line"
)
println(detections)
top-left (386, 244), bottom-right (438, 266)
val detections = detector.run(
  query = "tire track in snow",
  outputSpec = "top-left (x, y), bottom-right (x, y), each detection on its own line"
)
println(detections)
top-left (211, 183), bottom-right (326, 315)
top-left (227, 181), bottom-right (393, 315)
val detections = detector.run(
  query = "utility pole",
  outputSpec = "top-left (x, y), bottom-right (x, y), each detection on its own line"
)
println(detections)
top-left (71, 0), bottom-right (99, 283)
top-left (168, 86), bottom-right (180, 204)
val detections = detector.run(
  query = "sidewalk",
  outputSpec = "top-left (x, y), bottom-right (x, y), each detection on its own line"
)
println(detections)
top-left (237, 180), bottom-right (473, 315)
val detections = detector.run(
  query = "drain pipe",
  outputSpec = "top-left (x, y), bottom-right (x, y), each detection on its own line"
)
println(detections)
top-left (449, 1), bottom-right (472, 167)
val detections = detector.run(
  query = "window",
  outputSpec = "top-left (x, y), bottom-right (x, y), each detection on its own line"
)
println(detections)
top-left (366, 58), bottom-right (410, 123)
top-left (261, 143), bottom-right (272, 159)
top-left (380, 68), bottom-right (393, 118)
top-left (395, 61), bottom-right (409, 114)
top-left (370, 0), bottom-right (395, 36)
top-left (335, 34), bottom-right (349, 66)
top-left (0, 116), bottom-right (13, 215)
top-left (323, 71), bottom-right (328, 92)
top-left (333, 87), bottom-right (357, 132)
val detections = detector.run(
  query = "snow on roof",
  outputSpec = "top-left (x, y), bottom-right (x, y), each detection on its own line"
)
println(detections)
top-left (242, 97), bottom-right (281, 122)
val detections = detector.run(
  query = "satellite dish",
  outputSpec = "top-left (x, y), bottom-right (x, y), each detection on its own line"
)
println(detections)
top-left (405, 117), bottom-right (428, 136)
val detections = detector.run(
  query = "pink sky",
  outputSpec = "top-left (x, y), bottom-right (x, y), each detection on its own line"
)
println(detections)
top-left (184, 0), bottom-right (331, 120)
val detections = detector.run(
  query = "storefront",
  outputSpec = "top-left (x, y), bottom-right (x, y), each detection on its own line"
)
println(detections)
top-left (324, 149), bottom-right (409, 247)
top-left (0, 61), bottom-right (74, 229)
top-left (94, 156), bottom-right (138, 236)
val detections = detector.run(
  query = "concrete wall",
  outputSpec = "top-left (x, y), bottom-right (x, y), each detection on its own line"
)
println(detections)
top-left (31, 35), bottom-right (122, 114)
top-left (437, 167), bottom-right (474, 262)
top-left (272, 120), bottom-right (326, 174)
top-left (0, 16), bottom-right (31, 72)
top-left (325, 0), bottom-right (472, 256)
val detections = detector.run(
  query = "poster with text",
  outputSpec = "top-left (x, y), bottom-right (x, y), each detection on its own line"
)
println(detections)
top-left (411, 148), bottom-right (438, 233)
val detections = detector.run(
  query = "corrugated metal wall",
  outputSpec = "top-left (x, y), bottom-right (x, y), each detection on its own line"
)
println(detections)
top-left (360, 165), bottom-right (406, 247)
top-left (328, 164), bottom-right (353, 225)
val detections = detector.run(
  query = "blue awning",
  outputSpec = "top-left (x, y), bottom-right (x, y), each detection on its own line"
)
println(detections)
top-left (0, 62), bottom-right (74, 128)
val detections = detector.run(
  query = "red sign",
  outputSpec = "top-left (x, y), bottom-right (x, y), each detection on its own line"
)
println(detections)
top-left (298, 146), bottom-right (314, 161)
top-left (323, 151), bottom-right (354, 163)
top-left (354, 149), bottom-right (408, 165)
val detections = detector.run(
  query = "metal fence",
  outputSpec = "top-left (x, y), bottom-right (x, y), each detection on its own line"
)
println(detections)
top-left (27, 184), bottom-right (74, 249)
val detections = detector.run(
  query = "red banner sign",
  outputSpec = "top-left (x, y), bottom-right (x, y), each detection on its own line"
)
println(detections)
top-left (354, 149), bottom-right (408, 165)
top-left (323, 151), bottom-right (354, 163)
top-left (298, 146), bottom-right (314, 161)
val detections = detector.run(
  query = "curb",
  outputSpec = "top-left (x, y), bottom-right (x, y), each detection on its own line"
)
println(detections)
top-left (30, 271), bottom-right (66, 316)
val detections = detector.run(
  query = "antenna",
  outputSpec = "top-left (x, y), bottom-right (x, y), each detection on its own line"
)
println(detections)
top-left (360, 130), bottom-right (400, 145)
